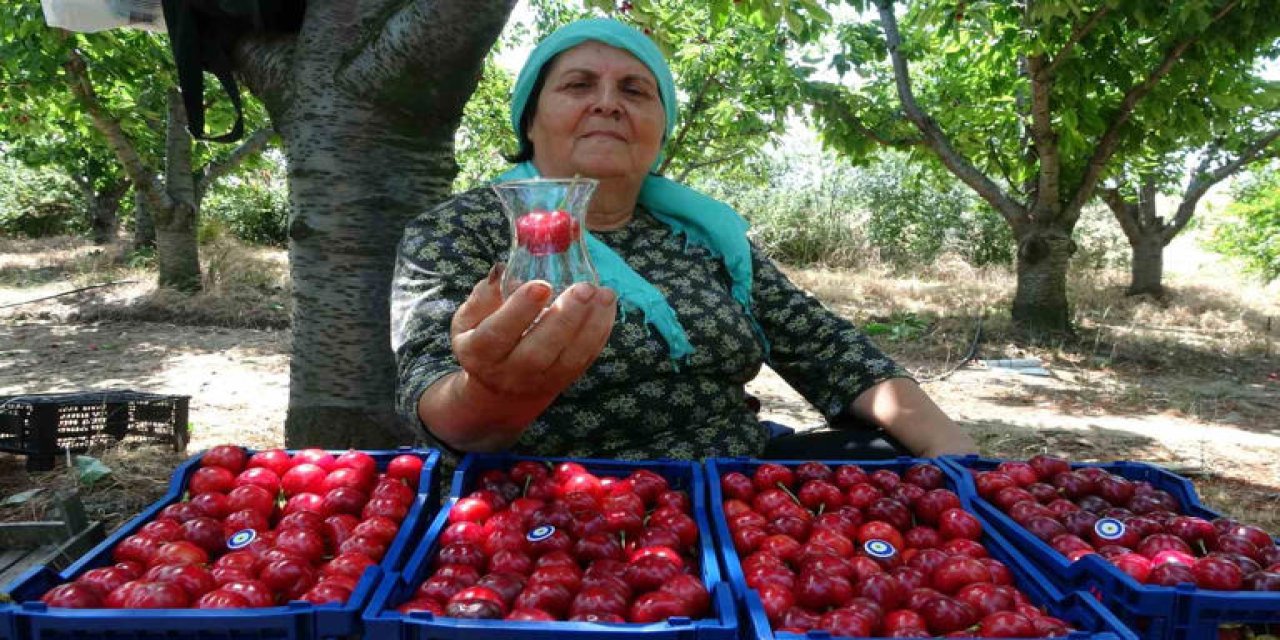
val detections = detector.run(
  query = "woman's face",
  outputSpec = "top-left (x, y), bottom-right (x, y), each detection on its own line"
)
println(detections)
top-left (527, 42), bottom-right (666, 182)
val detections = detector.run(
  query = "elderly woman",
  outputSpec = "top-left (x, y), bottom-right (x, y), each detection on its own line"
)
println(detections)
top-left (391, 18), bottom-right (976, 461)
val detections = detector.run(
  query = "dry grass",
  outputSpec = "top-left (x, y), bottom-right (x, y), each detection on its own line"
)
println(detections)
top-left (0, 445), bottom-right (182, 531)
top-left (781, 249), bottom-right (1279, 430)
top-left (0, 235), bottom-right (290, 329)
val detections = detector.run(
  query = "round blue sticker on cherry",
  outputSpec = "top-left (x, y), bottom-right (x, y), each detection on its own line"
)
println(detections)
top-left (864, 539), bottom-right (897, 559)
top-left (226, 529), bottom-right (257, 550)
top-left (527, 525), bottom-right (556, 543)
top-left (1094, 518), bottom-right (1126, 541)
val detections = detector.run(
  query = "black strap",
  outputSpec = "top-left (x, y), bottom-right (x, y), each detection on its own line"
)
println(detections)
top-left (160, 0), bottom-right (305, 142)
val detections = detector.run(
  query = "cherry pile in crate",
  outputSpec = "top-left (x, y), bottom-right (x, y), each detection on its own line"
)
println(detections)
top-left (720, 461), bottom-right (1080, 638)
top-left (39, 445), bottom-right (426, 610)
top-left (399, 460), bottom-right (711, 623)
top-left (972, 455), bottom-right (1280, 591)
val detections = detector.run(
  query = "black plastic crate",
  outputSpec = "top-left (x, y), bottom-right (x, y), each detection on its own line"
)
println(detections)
top-left (0, 390), bottom-right (189, 471)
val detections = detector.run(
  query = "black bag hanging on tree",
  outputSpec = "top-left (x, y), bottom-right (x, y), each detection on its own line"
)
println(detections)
top-left (160, 0), bottom-right (305, 142)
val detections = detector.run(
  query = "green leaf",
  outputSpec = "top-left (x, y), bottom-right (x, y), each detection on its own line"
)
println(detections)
top-left (74, 455), bottom-right (112, 486)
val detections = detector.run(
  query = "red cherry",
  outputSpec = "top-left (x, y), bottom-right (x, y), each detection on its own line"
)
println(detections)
top-left (201, 445), bottom-right (248, 473)
top-left (938, 508), bottom-right (983, 540)
top-left (446, 585), bottom-right (507, 619)
top-left (387, 455), bottom-right (424, 489)
top-left (188, 492), bottom-right (230, 519)
top-left (1027, 455), bottom-right (1070, 481)
top-left (227, 484), bottom-right (276, 517)
top-left (41, 583), bottom-right (102, 608)
top-left (903, 464), bottom-right (946, 490)
top-left (195, 590), bottom-right (251, 609)
top-left (293, 448), bottom-right (336, 471)
top-left (189, 466), bottom-right (236, 495)
top-left (247, 449), bottom-right (292, 477)
top-left (1193, 556), bottom-right (1244, 590)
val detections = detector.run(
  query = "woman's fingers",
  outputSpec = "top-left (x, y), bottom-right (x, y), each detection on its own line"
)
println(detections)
top-left (507, 284), bottom-right (615, 375)
top-left (450, 264), bottom-right (506, 338)
top-left (544, 287), bottom-right (617, 376)
top-left (454, 280), bottom-right (552, 365)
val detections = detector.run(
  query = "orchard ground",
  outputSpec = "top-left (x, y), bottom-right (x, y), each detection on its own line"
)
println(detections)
top-left (1, 232), bottom-right (1277, 533)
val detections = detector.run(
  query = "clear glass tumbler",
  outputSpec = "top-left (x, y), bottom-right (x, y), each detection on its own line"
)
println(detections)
top-left (491, 178), bottom-right (600, 300)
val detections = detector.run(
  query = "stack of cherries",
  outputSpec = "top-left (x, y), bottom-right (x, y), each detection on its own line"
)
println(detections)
top-left (972, 455), bottom-right (1280, 591)
top-left (397, 461), bottom-right (711, 624)
top-left (721, 462), bottom-right (1078, 637)
top-left (40, 445), bottom-right (425, 609)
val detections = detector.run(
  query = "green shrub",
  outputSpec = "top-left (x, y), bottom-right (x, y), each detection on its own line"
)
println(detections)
top-left (1208, 166), bottom-right (1280, 282)
top-left (851, 152), bottom-right (1013, 268)
top-left (0, 159), bottom-right (86, 237)
top-left (202, 172), bottom-right (289, 247)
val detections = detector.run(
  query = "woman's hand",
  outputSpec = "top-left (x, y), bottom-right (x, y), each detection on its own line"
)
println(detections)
top-left (451, 268), bottom-right (617, 399)
top-left (418, 266), bottom-right (617, 452)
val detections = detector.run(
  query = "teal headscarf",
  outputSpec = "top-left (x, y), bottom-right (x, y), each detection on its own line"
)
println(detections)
top-left (496, 18), bottom-right (766, 362)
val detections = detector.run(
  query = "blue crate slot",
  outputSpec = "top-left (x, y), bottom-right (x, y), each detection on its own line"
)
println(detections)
top-left (362, 453), bottom-right (737, 640)
top-left (0, 447), bottom-right (440, 640)
top-left (706, 457), bottom-right (1138, 640)
top-left (941, 455), bottom-right (1280, 640)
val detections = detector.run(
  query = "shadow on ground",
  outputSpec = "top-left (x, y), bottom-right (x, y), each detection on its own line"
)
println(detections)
top-left (0, 320), bottom-right (286, 395)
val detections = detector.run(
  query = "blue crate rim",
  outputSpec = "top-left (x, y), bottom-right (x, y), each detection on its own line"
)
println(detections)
top-left (0, 446), bottom-right (441, 637)
top-left (705, 457), bottom-right (1138, 640)
top-left (362, 452), bottom-right (738, 638)
top-left (940, 455), bottom-right (1280, 614)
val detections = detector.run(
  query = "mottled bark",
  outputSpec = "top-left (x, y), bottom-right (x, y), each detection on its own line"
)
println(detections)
top-left (1128, 233), bottom-right (1164, 297)
top-left (133, 190), bottom-right (156, 249)
top-left (153, 90), bottom-right (202, 292)
top-left (76, 177), bottom-right (128, 245)
top-left (235, 1), bottom-right (516, 448)
top-left (1012, 223), bottom-right (1076, 334)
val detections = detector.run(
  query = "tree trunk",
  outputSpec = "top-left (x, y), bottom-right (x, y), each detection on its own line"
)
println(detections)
top-left (88, 190), bottom-right (122, 244)
top-left (1128, 231), bottom-right (1164, 296)
top-left (133, 190), bottom-right (156, 249)
top-left (154, 202), bottom-right (201, 291)
top-left (153, 91), bottom-right (202, 292)
top-left (1011, 223), bottom-right (1075, 334)
top-left (233, 1), bottom-right (516, 448)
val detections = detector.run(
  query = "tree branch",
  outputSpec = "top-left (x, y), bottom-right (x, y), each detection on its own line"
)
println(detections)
top-left (1042, 6), bottom-right (1111, 78)
top-left (1064, 0), bottom-right (1240, 225)
top-left (1025, 54), bottom-right (1062, 210)
top-left (1166, 125), bottom-right (1280, 243)
top-left (336, 0), bottom-right (516, 113)
top-left (659, 73), bottom-right (720, 175)
top-left (63, 45), bottom-right (169, 213)
top-left (872, 0), bottom-right (1026, 227)
top-left (196, 127), bottom-right (277, 202)
top-left (674, 148), bottom-right (751, 182)
top-left (1100, 186), bottom-right (1143, 243)
top-left (805, 82), bottom-right (924, 150)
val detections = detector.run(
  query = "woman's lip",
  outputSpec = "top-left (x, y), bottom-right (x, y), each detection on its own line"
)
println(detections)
top-left (582, 131), bottom-right (627, 141)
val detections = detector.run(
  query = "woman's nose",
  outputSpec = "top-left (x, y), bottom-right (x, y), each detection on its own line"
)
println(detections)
top-left (591, 87), bottom-right (623, 116)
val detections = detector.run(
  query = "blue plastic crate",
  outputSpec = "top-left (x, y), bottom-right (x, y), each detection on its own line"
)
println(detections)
top-left (940, 455), bottom-right (1280, 640)
top-left (706, 457), bottom-right (1138, 640)
top-left (0, 446), bottom-right (440, 640)
top-left (362, 452), bottom-right (738, 640)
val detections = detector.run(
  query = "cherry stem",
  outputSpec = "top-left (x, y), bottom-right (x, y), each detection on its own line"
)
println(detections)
top-left (817, 503), bottom-right (825, 516)
top-left (1196, 540), bottom-right (1207, 556)
top-left (775, 481), bottom-right (803, 508)
top-left (522, 474), bottom-right (532, 498)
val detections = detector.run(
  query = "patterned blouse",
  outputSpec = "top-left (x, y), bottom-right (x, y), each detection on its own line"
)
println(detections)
top-left (391, 187), bottom-right (911, 462)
